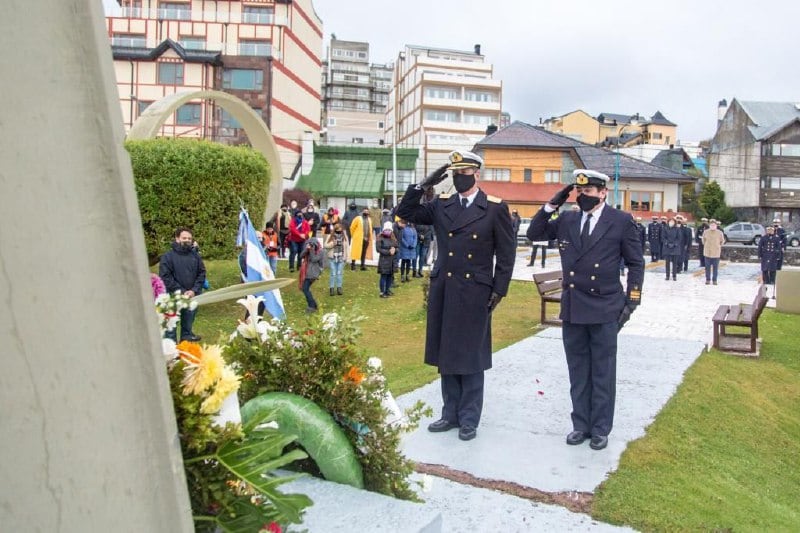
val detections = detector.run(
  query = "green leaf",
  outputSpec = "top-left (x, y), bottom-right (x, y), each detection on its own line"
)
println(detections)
top-left (216, 409), bottom-right (313, 524)
top-left (212, 499), bottom-right (279, 533)
top-left (193, 279), bottom-right (293, 306)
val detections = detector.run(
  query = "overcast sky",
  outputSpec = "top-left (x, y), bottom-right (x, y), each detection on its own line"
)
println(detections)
top-left (310, 0), bottom-right (799, 142)
top-left (103, 0), bottom-right (800, 142)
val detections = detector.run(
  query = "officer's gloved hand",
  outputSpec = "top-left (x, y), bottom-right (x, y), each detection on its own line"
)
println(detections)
top-left (418, 164), bottom-right (450, 191)
top-left (548, 184), bottom-right (575, 209)
top-left (487, 292), bottom-right (503, 313)
top-left (617, 303), bottom-right (637, 331)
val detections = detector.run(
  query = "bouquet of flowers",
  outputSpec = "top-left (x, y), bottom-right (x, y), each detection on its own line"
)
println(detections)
top-left (155, 290), bottom-right (197, 332)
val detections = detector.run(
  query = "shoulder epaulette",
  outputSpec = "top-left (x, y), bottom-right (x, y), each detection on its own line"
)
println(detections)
top-left (486, 194), bottom-right (502, 204)
top-left (439, 193), bottom-right (452, 199)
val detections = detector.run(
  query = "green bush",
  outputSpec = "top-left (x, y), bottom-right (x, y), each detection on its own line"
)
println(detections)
top-left (127, 138), bottom-right (270, 262)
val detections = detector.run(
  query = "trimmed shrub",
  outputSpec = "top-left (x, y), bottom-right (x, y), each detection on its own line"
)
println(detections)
top-left (127, 138), bottom-right (270, 262)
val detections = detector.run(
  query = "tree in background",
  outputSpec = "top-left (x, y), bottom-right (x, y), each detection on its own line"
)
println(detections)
top-left (697, 180), bottom-right (734, 224)
top-left (127, 138), bottom-right (270, 263)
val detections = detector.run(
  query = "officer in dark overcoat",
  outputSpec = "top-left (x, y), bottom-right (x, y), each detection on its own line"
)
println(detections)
top-left (647, 215), bottom-right (661, 262)
top-left (696, 217), bottom-right (709, 267)
top-left (527, 169), bottom-right (644, 450)
top-left (397, 150), bottom-right (516, 441)
top-left (758, 225), bottom-right (783, 285)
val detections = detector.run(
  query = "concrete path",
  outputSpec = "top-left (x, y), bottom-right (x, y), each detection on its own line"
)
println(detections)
top-left (397, 250), bottom-right (772, 531)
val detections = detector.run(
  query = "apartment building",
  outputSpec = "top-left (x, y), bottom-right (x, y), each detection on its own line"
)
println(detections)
top-left (105, 0), bottom-right (322, 180)
top-left (320, 38), bottom-right (392, 147)
top-left (386, 44), bottom-right (502, 178)
top-left (543, 110), bottom-right (678, 148)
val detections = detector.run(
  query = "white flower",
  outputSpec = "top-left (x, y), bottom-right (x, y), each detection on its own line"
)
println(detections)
top-left (164, 314), bottom-right (179, 332)
top-left (161, 338), bottom-right (178, 361)
top-left (321, 312), bottom-right (340, 331)
top-left (367, 357), bottom-right (383, 370)
top-left (290, 339), bottom-right (303, 349)
top-left (237, 295), bottom-right (265, 319)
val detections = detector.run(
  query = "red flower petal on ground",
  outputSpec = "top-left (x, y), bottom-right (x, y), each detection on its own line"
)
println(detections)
top-left (537, 390), bottom-right (544, 396)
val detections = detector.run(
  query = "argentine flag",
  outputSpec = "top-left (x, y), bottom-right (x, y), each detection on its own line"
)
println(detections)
top-left (236, 208), bottom-right (286, 320)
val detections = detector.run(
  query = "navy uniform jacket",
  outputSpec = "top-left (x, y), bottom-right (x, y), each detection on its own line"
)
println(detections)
top-left (527, 205), bottom-right (644, 325)
top-left (397, 185), bottom-right (516, 374)
top-left (758, 234), bottom-right (783, 271)
top-left (647, 221), bottom-right (662, 245)
top-left (680, 225), bottom-right (693, 253)
top-left (636, 223), bottom-right (647, 252)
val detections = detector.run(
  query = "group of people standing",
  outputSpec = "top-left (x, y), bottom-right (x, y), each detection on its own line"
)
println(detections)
top-left (647, 214), bottom-right (694, 280)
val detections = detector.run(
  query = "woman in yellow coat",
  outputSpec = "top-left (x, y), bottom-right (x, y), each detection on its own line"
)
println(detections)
top-left (349, 208), bottom-right (374, 270)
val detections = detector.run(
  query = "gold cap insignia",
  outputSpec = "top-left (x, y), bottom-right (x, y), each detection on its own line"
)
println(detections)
top-left (575, 173), bottom-right (589, 185)
top-left (450, 152), bottom-right (463, 163)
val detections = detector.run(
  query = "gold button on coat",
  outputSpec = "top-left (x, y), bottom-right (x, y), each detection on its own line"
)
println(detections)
top-left (447, 272), bottom-right (452, 277)
top-left (448, 252), bottom-right (453, 256)
top-left (465, 273), bottom-right (471, 279)
top-left (594, 263), bottom-right (600, 268)
top-left (569, 283), bottom-right (575, 288)
top-left (448, 232), bottom-right (453, 237)
top-left (467, 253), bottom-right (473, 259)
top-left (591, 275), bottom-right (596, 280)
top-left (569, 271), bottom-right (575, 276)
top-left (472, 234), bottom-right (478, 239)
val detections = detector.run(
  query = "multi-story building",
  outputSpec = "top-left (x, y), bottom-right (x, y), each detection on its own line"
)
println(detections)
top-left (709, 98), bottom-right (800, 226)
top-left (386, 44), bottom-right (503, 178)
top-left (543, 110), bottom-right (678, 148)
top-left (104, 0), bottom-right (322, 181)
top-left (320, 38), bottom-right (392, 147)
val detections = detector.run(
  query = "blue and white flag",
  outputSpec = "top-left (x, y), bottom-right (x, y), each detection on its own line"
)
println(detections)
top-left (236, 208), bottom-right (286, 320)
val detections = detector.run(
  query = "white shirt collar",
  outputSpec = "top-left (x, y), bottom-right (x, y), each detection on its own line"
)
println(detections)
top-left (581, 201), bottom-right (606, 222)
top-left (459, 188), bottom-right (479, 207)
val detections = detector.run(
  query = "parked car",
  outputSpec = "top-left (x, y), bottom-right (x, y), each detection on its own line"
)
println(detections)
top-left (787, 230), bottom-right (800, 247)
top-left (517, 217), bottom-right (531, 244)
top-left (723, 222), bottom-right (765, 245)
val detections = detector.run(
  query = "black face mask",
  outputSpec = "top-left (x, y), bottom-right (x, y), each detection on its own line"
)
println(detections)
top-left (453, 173), bottom-right (476, 193)
top-left (179, 242), bottom-right (193, 251)
top-left (576, 193), bottom-right (601, 212)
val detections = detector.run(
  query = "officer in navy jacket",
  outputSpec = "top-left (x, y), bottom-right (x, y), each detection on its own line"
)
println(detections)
top-left (397, 150), bottom-right (516, 441)
top-left (647, 215), bottom-right (662, 262)
top-left (527, 169), bottom-right (644, 450)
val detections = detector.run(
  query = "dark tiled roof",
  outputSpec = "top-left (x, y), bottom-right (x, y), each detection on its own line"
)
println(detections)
top-left (475, 121), bottom-right (576, 149)
top-left (112, 38), bottom-right (222, 65)
top-left (597, 113), bottom-right (630, 125)
top-left (650, 111), bottom-right (677, 126)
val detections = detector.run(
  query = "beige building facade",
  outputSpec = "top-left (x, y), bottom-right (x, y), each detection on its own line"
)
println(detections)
top-left (386, 44), bottom-right (502, 177)
top-left (544, 110), bottom-right (678, 148)
top-left (105, 0), bottom-right (323, 180)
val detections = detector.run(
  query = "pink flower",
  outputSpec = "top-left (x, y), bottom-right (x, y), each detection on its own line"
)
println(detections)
top-left (150, 273), bottom-right (166, 300)
top-left (260, 522), bottom-right (281, 533)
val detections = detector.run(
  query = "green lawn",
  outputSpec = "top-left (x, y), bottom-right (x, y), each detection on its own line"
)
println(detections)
top-left (593, 309), bottom-right (800, 532)
top-left (194, 258), bottom-right (540, 395)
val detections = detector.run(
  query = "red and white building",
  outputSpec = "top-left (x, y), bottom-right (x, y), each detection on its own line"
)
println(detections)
top-left (105, 0), bottom-right (323, 180)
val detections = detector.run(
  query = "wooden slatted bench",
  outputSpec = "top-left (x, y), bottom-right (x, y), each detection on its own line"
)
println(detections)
top-left (533, 270), bottom-right (563, 326)
top-left (712, 284), bottom-right (768, 354)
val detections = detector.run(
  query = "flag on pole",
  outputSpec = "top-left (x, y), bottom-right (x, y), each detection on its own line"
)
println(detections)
top-left (236, 208), bottom-right (286, 320)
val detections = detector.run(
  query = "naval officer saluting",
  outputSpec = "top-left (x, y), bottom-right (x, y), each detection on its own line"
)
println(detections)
top-left (397, 150), bottom-right (516, 441)
top-left (527, 169), bottom-right (644, 450)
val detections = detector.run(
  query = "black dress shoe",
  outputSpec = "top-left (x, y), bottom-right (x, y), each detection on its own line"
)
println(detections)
top-left (590, 435), bottom-right (608, 450)
top-left (181, 334), bottom-right (202, 342)
top-left (458, 426), bottom-right (477, 441)
top-left (566, 430), bottom-right (590, 445)
top-left (427, 419), bottom-right (458, 433)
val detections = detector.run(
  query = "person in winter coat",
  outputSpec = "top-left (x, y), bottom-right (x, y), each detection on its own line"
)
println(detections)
top-left (159, 227), bottom-right (206, 341)
top-left (321, 207), bottom-right (341, 236)
top-left (324, 223), bottom-right (349, 296)
top-left (376, 222), bottom-right (397, 297)
top-left (299, 236), bottom-right (324, 313)
top-left (660, 218), bottom-right (684, 281)
top-left (414, 223), bottom-right (434, 277)
top-left (701, 219), bottom-right (725, 284)
top-left (349, 209), bottom-right (373, 270)
top-left (287, 211), bottom-right (310, 272)
top-left (398, 219), bottom-right (418, 282)
top-left (261, 221), bottom-right (280, 275)
top-left (273, 204), bottom-right (291, 258)
top-left (758, 225), bottom-right (783, 285)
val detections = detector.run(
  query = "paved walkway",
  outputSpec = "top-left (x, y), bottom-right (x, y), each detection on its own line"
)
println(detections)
top-left (397, 249), bottom-right (773, 531)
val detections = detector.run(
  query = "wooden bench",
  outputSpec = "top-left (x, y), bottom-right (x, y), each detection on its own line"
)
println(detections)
top-left (533, 270), bottom-right (563, 326)
top-left (712, 284), bottom-right (768, 354)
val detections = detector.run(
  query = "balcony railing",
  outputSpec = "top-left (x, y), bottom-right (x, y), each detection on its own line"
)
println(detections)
top-left (111, 36), bottom-right (146, 48)
top-left (107, 6), bottom-right (288, 26)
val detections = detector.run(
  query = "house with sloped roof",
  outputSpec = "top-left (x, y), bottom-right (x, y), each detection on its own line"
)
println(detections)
top-left (472, 121), bottom-right (695, 218)
top-left (296, 144), bottom-right (419, 212)
top-left (544, 110), bottom-right (678, 148)
top-left (709, 99), bottom-right (800, 227)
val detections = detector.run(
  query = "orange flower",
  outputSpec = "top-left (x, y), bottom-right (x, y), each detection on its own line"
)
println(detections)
top-left (344, 366), bottom-right (364, 385)
top-left (177, 341), bottom-right (202, 365)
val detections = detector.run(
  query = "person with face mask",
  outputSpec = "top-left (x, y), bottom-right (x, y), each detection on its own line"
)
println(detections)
top-left (303, 202), bottom-right (321, 237)
top-left (660, 217), bottom-right (683, 281)
top-left (701, 219), bottom-right (725, 285)
top-left (527, 169), bottom-right (644, 451)
top-left (758, 225), bottom-right (782, 286)
top-left (158, 226), bottom-right (207, 342)
top-left (349, 208), bottom-right (373, 270)
top-left (376, 221), bottom-right (398, 297)
top-left (274, 204), bottom-right (291, 258)
top-left (287, 211), bottom-right (310, 272)
top-left (396, 150), bottom-right (516, 441)
top-left (772, 218), bottom-right (787, 270)
top-left (324, 223), bottom-right (349, 295)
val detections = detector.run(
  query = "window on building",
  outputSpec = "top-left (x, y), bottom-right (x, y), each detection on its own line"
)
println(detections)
top-left (242, 5), bottom-right (274, 24)
top-left (137, 100), bottom-right (153, 116)
top-left (158, 2), bottom-right (190, 20)
top-left (464, 90), bottom-right (497, 103)
top-left (424, 109), bottom-right (458, 122)
top-left (223, 68), bottom-right (264, 90)
top-left (327, 117), bottom-right (336, 126)
top-left (377, 121), bottom-right (384, 129)
top-left (652, 132), bottom-right (663, 140)
top-left (352, 137), bottom-right (364, 144)
top-left (122, 0), bottom-right (142, 17)
top-left (464, 113), bottom-right (494, 126)
top-left (544, 170), bottom-right (561, 183)
top-left (424, 86), bottom-right (458, 99)
top-left (483, 168), bottom-right (511, 182)
top-left (158, 62), bottom-right (184, 85)
top-left (770, 176), bottom-right (800, 190)
top-left (629, 191), bottom-right (663, 212)
top-left (522, 169), bottom-right (532, 183)
top-left (357, 51), bottom-right (367, 59)
top-left (176, 103), bottom-right (201, 125)
top-left (770, 144), bottom-right (800, 157)
top-left (179, 36), bottom-right (205, 50)
top-left (386, 169), bottom-right (415, 190)
top-left (220, 109), bottom-right (241, 129)
top-left (239, 40), bottom-right (272, 57)
top-left (112, 33), bottom-right (146, 47)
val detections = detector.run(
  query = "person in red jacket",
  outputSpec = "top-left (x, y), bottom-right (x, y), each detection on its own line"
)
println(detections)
top-left (287, 211), bottom-right (310, 272)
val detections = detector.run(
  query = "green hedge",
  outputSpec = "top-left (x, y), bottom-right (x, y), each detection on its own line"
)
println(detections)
top-left (127, 138), bottom-right (270, 262)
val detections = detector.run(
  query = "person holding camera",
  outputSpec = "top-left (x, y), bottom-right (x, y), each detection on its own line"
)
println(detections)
top-left (527, 169), bottom-right (644, 451)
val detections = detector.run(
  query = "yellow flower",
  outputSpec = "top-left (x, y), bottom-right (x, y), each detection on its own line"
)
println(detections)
top-left (200, 367), bottom-right (240, 414)
top-left (181, 344), bottom-right (225, 396)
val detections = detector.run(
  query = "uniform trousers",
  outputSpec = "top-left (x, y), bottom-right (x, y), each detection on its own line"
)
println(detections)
top-left (649, 241), bottom-right (660, 261)
top-left (562, 321), bottom-right (617, 437)
top-left (440, 371), bottom-right (484, 429)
